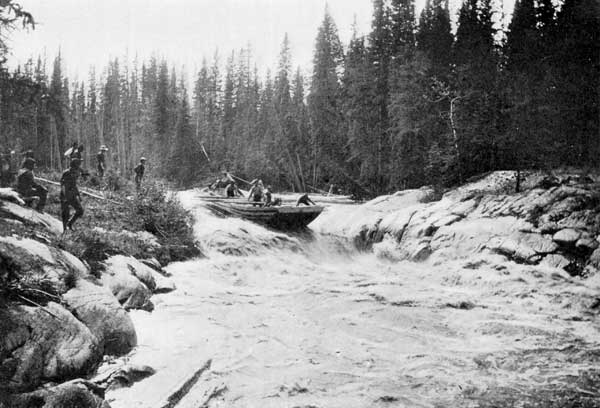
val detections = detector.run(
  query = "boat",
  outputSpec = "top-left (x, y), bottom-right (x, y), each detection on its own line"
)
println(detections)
top-left (202, 200), bottom-right (324, 230)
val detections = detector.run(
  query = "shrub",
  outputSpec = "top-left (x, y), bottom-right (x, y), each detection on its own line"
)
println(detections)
top-left (128, 185), bottom-right (201, 263)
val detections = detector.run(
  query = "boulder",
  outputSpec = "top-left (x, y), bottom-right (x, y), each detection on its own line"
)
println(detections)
top-left (105, 255), bottom-right (157, 292)
top-left (100, 264), bottom-right (153, 311)
top-left (553, 228), bottom-right (582, 246)
top-left (63, 279), bottom-right (137, 356)
top-left (0, 187), bottom-right (25, 205)
top-left (93, 363), bottom-right (155, 391)
top-left (0, 236), bottom-right (89, 295)
top-left (540, 254), bottom-right (571, 270)
top-left (0, 302), bottom-right (101, 392)
top-left (576, 237), bottom-right (599, 252)
top-left (0, 199), bottom-right (63, 235)
top-left (140, 257), bottom-right (169, 274)
top-left (100, 254), bottom-right (184, 310)
top-left (103, 255), bottom-right (176, 295)
top-left (9, 380), bottom-right (110, 408)
top-left (587, 248), bottom-right (600, 270)
top-left (410, 241), bottom-right (432, 262)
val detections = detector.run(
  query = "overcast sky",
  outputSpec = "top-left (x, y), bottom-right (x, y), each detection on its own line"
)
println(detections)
top-left (9, 0), bottom-right (515, 82)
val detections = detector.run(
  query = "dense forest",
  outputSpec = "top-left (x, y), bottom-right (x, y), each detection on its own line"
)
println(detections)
top-left (0, 0), bottom-right (598, 196)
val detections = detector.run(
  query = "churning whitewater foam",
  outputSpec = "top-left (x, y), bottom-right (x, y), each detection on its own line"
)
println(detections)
top-left (106, 189), bottom-right (600, 408)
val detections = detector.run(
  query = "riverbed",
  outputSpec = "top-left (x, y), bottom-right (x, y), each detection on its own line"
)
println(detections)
top-left (106, 191), bottom-right (600, 407)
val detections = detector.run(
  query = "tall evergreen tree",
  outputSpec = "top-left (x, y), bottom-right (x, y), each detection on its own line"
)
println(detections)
top-left (308, 6), bottom-right (344, 187)
top-left (390, 0), bottom-right (416, 60)
top-left (366, 0), bottom-right (393, 192)
top-left (452, 0), bottom-right (500, 179)
top-left (49, 51), bottom-right (67, 167)
top-left (416, 0), bottom-right (453, 78)
top-left (167, 80), bottom-right (198, 185)
top-left (549, 0), bottom-right (600, 165)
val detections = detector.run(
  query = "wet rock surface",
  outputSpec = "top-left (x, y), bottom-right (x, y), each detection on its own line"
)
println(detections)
top-left (63, 279), bottom-right (137, 355)
top-left (0, 302), bottom-right (101, 393)
top-left (313, 172), bottom-right (600, 277)
top-left (100, 255), bottom-right (177, 311)
top-left (7, 380), bottom-right (111, 408)
top-left (0, 198), bottom-right (63, 235)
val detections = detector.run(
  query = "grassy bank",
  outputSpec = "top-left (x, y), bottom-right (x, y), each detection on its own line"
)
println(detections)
top-left (41, 171), bottom-right (201, 267)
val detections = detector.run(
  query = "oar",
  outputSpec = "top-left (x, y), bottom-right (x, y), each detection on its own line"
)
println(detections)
top-left (229, 173), bottom-right (252, 186)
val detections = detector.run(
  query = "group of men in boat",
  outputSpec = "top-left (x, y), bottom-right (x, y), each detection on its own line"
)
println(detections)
top-left (210, 172), bottom-right (316, 207)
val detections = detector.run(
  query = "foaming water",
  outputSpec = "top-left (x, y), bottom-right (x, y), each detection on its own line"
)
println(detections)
top-left (106, 190), bottom-right (600, 408)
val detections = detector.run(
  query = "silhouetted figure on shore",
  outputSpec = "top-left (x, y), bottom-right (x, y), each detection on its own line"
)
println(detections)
top-left (16, 157), bottom-right (47, 212)
top-left (61, 158), bottom-right (84, 232)
top-left (134, 157), bottom-right (147, 190)
top-left (97, 145), bottom-right (108, 177)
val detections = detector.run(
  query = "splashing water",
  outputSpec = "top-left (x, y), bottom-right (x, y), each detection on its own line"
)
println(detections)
top-left (107, 190), bottom-right (600, 408)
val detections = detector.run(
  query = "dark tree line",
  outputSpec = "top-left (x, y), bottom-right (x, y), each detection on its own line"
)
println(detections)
top-left (0, 0), bottom-right (598, 194)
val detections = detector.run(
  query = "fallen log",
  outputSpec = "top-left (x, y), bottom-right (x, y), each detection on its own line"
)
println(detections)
top-left (34, 177), bottom-right (122, 204)
top-left (157, 359), bottom-right (212, 408)
top-left (307, 184), bottom-right (330, 195)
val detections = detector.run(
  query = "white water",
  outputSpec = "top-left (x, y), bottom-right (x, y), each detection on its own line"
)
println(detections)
top-left (106, 190), bottom-right (600, 408)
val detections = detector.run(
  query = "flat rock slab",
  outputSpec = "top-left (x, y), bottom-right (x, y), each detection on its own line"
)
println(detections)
top-left (0, 199), bottom-right (63, 235)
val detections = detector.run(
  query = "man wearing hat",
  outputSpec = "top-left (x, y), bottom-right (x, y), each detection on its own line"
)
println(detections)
top-left (16, 157), bottom-right (47, 212)
top-left (247, 178), bottom-right (264, 206)
top-left (134, 157), bottom-right (147, 190)
top-left (60, 158), bottom-right (84, 231)
top-left (97, 145), bottom-right (108, 178)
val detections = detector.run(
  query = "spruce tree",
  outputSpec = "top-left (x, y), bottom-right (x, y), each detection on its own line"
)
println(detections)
top-left (452, 0), bottom-right (500, 179)
top-left (49, 52), bottom-right (67, 167)
top-left (417, 0), bottom-right (453, 78)
top-left (343, 25), bottom-right (374, 194)
top-left (550, 0), bottom-right (600, 165)
top-left (390, 0), bottom-right (416, 60)
top-left (308, 6), bottom-right (344, 187)
top-left (366, 0), bottom-right (392, 192)
top-left (168, 81), bottom-right (198, 185)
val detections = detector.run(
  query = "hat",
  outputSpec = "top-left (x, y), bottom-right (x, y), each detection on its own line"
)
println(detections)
top-left (22, 149), bottom-right (35, 158)
top-left (23, 157), bottom-right (36, 169)
top-left (140, 157), bottom-right (147, 162)
top-left (70, 158), bottom-right (82, 168)
top-left (100, 145), bottom-right (108, 151)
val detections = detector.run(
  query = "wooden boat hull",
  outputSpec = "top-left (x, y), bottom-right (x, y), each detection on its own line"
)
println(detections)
top-left (204, 201), bottom-right (323, 229)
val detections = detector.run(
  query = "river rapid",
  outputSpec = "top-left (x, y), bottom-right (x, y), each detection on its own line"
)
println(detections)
top-left (106, 190), bottom-right (600, 408)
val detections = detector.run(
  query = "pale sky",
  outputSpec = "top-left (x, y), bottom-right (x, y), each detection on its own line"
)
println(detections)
top-left (8, 0), bottom-right (515, 84)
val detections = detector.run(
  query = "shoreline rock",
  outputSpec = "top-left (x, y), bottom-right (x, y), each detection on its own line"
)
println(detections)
top-left (312, 171), bottom-right (600, 278)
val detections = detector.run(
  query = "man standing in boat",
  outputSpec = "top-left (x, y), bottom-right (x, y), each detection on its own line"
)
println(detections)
top-left (226, 181), bottom-right (243, 198)
top-left (248, 179), bottom-right (263, 206)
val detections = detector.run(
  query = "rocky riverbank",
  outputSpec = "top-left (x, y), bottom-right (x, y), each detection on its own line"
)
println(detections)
top-left (0, 187), bottom-right (195, 408)
top-left (313, 171), bottom-right (600, 278)
top-left (2, 170), bottom-right (600, 407)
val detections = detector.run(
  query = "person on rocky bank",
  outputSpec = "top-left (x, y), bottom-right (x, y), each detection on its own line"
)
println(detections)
top-left (16, 157), bottom-right (47, 212)
top-left (96, 145), bottom-right (108, 177)
top-left (60, 158), bottom-right (84, 232)
top-left (134, 157), bottom-right (147, 190)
